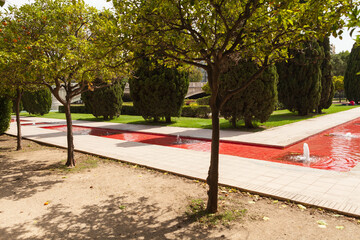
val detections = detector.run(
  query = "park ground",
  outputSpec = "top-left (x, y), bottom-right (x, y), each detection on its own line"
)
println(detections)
top-left (1, 135), bottom-right (360, 240)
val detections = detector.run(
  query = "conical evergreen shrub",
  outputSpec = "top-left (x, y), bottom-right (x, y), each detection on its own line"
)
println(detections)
top-left (82, 79), bottom-right (125, 120)
top-left (0, 96), bottom-right (12, 134)
top-left (220, 60), bottom-right (278, 128)
top-left (22, 88), bottom-right (52, 115)
top-left (344, 43), bottom-right (360, 104)
top-left (129, 57), bottom-right (189, 123)
top-left (277, 41), bottom-right (323, 115)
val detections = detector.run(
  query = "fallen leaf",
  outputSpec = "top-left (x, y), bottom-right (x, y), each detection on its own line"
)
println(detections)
top-left (62, 176), bottom-right (67, 179)
top-left (317, 220), bottom-right (327, 227)
top-left (297, 204), bottom-right (307, 211)
top-left (138, 175), bottom-right (142, 177)
top-left (248, 201), bottom-right (256, 204)
top-left (164, 172), bottom-right (168, 175)
top-left (273, 200), bottom-right (279, 204)
top-left (119, 205), bottom-right (126, 210)
top-left (332, 214), bottom-right (341, 217)
top-left (44, 201), bottom-right (49, 206)
top-left (280, 204), bottom-right (287, 208)
top-left (336, 226), bottom-right (344, 230)
top-left (263, 216), bottom-right (270, 221)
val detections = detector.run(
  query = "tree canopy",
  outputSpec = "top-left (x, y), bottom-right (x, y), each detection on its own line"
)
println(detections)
top-left (110, 0), bottom-right (354, 213)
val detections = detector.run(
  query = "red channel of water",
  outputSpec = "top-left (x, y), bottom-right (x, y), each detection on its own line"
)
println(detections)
top-left (42, 118), bottom-right (360, 172)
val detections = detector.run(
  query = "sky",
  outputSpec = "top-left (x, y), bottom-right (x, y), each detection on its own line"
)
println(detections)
top-left (3, 0), bottom-right (357, 54)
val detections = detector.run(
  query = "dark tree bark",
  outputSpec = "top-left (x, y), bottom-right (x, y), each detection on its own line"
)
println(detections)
top-left (15, 87), bottom-right (22, 151)
top-left (165, 116), bottom-right (171, 123)
top-left (231, 115), bottom-right (237, 128)
top-left (244, 117), bottom-right (254, 128)
top-left (64, 101), bottom-right (75, 167)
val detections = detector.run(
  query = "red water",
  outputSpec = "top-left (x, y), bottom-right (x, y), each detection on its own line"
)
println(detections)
top-left (41, 118), bottom-right (360, 172)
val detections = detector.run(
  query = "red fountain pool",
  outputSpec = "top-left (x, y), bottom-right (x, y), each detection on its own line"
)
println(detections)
top-left (41, 118), bottom-right (360, 172)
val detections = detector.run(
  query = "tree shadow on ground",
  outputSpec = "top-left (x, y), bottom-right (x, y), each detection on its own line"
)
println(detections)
top-left (0, 153), bottom-right (64, 200)
top-left (0, 195), bottom-right (232, 240)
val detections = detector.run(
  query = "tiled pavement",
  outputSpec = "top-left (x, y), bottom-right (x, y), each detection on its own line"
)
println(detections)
top-left (5, 107), bottom-right (360, 217)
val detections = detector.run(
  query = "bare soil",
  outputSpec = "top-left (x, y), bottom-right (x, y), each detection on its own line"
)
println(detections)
top-left (1, 134), bottom-right (360, 240)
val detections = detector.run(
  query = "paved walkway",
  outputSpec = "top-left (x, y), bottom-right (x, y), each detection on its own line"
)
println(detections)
top-left (6, 107), bottom-right (360, 217)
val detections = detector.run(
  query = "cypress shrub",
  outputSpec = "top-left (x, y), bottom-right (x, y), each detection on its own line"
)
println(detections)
top-left (277, 41), bottom-right (324, 115)
top-left (0, 96), bottom-right (12, 134)
top-left (82, 79), bottom-right (125, 120)
top-left (318, 37), bottom-right (335, 113)
top-left (129, 57), bottom-right (189, 123)
top-left (22, 88), bottom-right (52, 115)
top-left (344, 43), bottom-right (360, 104)
top-left (219, 60), bottom-right (278, 128)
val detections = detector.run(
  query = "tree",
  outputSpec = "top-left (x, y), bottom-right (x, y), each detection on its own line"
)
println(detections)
top-left (82, 79), bottom-right (125, 120)
top-left (220, 60), bottom-right (278, 128)
top-left (344, 43), bottom-right (360, 104)
top-left (111, 0), bottom-right (353, 213)
top-left (277, 41), bottom-right (324, 115)
top-left (331, 51), bottom-right (350, 77)
top-left (129, 56), bottom-right (189, 123)
top-left (318, 37), bottom-right (335, 113)
top-left (0, 95), bottom-right (12, 134)
top-left (333, 75), bottom-right (345, 102)
top-left (22, 88), bottom-right (52, 115)
top-left (1, 0), bottom-right (126, 166)
top-left (188, 66), bottom-right (204, 82)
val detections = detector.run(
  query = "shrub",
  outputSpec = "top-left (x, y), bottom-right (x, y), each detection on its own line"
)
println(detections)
top-left (277, 40), bottom-right (323, 115)
top-left (196, 96), bottom-right (210, 105)
top-left (220, 59), bottom-right (278, 128)
top-left (344, 43), bottom-right (360, 104)
top-left (181, 105), bottom-right (211, 118)
top-left (0, 96), bottom-right (12, 134)
top-left (82, 80), bottom-right (125, 120)
top-left (22, 88), bottom-right (52, 115)
top-left (58, 105), bottom-right (88, 113)
top-left (130, 56), bottom-right (189, 123)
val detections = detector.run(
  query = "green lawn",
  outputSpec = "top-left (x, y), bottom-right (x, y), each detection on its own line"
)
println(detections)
top-left (20, 104), bottom-right (359, 131)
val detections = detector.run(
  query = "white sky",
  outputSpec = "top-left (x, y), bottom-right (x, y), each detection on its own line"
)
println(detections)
top-left (4, 0), bottom-right (357, 53)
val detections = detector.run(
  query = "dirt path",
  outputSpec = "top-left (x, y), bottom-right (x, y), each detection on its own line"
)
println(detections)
top-left (0, 135), bottom-right (359, 240)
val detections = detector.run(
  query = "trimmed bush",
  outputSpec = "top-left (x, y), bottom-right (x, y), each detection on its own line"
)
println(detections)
top-left (277, 40), bottom-right (323, 115)
top-left (22, 88), bottom-right (52, 115)
top-left (220, 60), bottom-right (278, 128)
top-left (121, 105), bottom-right (138, 115)
top-left (130, 56), bottom-right (189, 123)
top-left (82, 80), bottom-right (125, 120)
top-left (0, 96), bottom-right (12, 134)
top-left (344, 43), bottom-right (360, 104)
top-left (181, 105), bottom-right (211, 118)
top-left (58, 105), bottom-right (88, 113)
top-left (196, 96), bottom-right (210, 105)
top-left (318, 37), bottom-right (335, 113)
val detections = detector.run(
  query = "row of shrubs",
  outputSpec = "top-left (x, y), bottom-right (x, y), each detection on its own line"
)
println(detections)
top-left (59, 103), bottom-right (212, 118)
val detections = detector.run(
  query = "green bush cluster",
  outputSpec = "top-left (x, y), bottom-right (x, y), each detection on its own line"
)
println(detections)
top-left (82, 80), bottom-right (125, 120)
top-left (0, 96), bottom-right (12, 134)
top-left (196, 96), bottom-right (210, 105)
top-left (22, 88), bottom-right (52, 115)
top-left (58, 105), bottom-right (88, 113)
top-left (344, 43), bottom-right (360, 104)
top-left (130, 56), bottom-right (189, 123)
top-left (181, 105), bottom-right (211, 118)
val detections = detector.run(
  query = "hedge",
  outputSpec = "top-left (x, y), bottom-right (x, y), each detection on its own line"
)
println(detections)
top-left (181, 105), bottom-right (211, 118)
top-left (58, 105), bottom-right (89, 113)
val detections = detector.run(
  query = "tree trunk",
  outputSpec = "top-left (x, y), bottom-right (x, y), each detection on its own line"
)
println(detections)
top-left (64, 102), bottom-right (75, 167)
top-left (165, 116), bottom-right (171, 123)
top-left (231, 116), bottom-right (236, 128)
top-left (15, 88), bottom-right (22, 151)
top-left (244, 117), bottom-right (254, 128)
top-left (206, 106), bottom-right (220, 213)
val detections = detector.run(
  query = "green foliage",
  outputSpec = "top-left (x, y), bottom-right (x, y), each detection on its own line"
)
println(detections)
top-left (188, 66), bottom-right (204, 82)
top-left (318, 37), bottom-right (335, 112)
top-left (22, 88), bottom-right (52, 115)
top-left (129, 57), bottom-right (189, 122)
top-left (121, 105), bottom-right (138, 115)
top-left (0, 96), bottom-right (12, 134)
top-left (196, 96), bottom-right (210, 105)
top-left (277, 41), bottom-right (324, 116)
top-left (344, 43), bottom-right (360, 103)
top-left (58, 105), bottom-right (88, 114)
top-left (82, 80), bottom-right (125, 120)
top-left (331, 51), bottom-right (350, 76)
top-left (220, 60), bottom-right (278, 128)
top-left (181, 105), bottom-right (211, 118)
